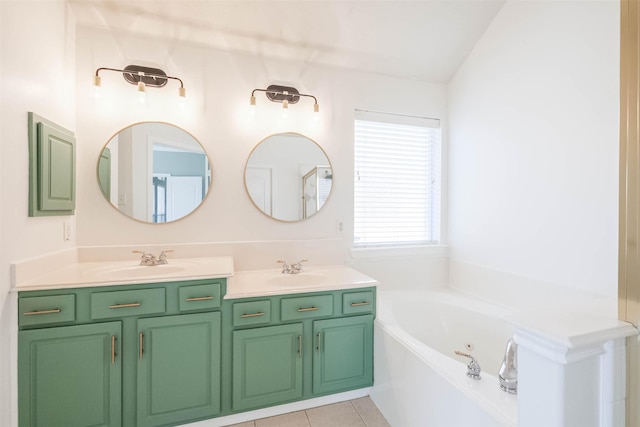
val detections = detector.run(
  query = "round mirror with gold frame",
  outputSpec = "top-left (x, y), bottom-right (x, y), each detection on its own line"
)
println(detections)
top-left (97, 122), bottom-right (211, 223)
top-left (244, 132), bottom-right (333, 222)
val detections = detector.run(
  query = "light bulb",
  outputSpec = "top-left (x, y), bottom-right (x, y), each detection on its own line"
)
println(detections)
top-left (178, 86), bottom-right (186, 108)
top-left (249, 95), bottom-right (256, 115)
top-left (314, 103), bottom-right (320, 113)
top-left (282, 99), bottom-right (289, 118)
top-left (137, 81), bottom-right (146, 104)
top-left (93, 75), bottom-right (101, 98)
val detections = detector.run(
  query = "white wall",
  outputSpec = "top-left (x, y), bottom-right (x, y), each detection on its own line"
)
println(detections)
top-left (75, 26), bottom-right (449, 271)
top-left (448, 0), bottom-right (619, 301)
top-left (0, 2), bottom-right (76, 426)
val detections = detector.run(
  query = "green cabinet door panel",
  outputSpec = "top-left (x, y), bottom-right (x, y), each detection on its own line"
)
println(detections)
top-left (312, 314), bottom-right (373, 395)
top-left (137, 312), bottom-right (222, 427)
top-left (38, 121), bottom-right (76, 211)
top-left (232, 323), bottom-right (303, 411)
top-left (28, 112), bottom-right (76, 216)
top-left (18, 322), bottom-right (122, 427)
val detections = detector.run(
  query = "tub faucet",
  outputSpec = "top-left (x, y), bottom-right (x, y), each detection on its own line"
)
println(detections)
top-left (498, 338), bottom-right (518, 394)
top-left (454, 351), bottom-right (481, 380)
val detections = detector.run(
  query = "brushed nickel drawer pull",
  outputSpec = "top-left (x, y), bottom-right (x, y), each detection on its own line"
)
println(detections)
top-left (351, 301), bottom-right (370, 307)
top-left (139, 332), bottom-right (144, 360)
top-left (109, 302), bottom-right (141, 309)
top-left (316, 332), bottom-right (321, 353)
top-left (23, 309), bottom-right (62, 316)
top-left (297, 306), bottom-right (319, 312)
top-left (240, 312), bottom-right (265, 318)
top-left (111, 336), bottom-right (116, 365)
top-left (298, 335), bottom-right (302, 357)
top-left (185, 296), bottom-right (214, 302)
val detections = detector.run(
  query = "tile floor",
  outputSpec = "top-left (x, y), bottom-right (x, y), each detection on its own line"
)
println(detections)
top-left (226, 397), bottom-right (390, 427)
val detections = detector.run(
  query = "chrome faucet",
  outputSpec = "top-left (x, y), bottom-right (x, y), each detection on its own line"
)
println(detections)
top-left (498, 338), bottom-right (518, 394)
top-left (277, 259), bottom-right (308, 274)
top-left (157, 250), bottom-right (174, 265)
top-left (133, 249), bottom-right (173, 266)
top-left (454, 351), bottom-right (482, 380)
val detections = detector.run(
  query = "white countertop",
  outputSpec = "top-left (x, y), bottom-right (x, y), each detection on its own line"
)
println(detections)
top-left (13, 256), bottom-right (235, 291)
top-left (226, 265), bottom-right (378, 299)
top-left (13, 253), bottom-right (377, 299)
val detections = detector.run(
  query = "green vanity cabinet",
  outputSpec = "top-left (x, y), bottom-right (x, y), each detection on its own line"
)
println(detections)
top-left (232, 323), bottom-right (303, 411)
top-left (312, 314), bottom-right (374, 395)
top-left (137, 312), bottom-right (221, 427)
top-left (229, 288), bottom-right (376, 413)
top-left (18, 322), bottom-right (122, 427)
top-left (18, 278), bottom-right (225, 427)
top-left (18, 279), bottom-right (375, 426)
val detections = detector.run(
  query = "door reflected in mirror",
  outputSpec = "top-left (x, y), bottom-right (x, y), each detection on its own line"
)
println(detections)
top-left (97, 122), bottom-right (211, 223)
top-left (245, 132), bottom-right (333, 222)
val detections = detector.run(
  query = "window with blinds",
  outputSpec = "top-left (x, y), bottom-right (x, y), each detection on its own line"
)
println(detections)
top-left (354, 110), bottom-right (441, 248)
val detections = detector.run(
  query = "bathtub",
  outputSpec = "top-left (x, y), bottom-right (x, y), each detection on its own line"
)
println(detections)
top-left (370, 287), bottom-right (519, 427)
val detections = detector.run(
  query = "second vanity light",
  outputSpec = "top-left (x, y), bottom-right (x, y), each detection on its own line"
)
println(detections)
top-left (93, 64), bottom-right (186, 104)
top-left (250, 84), bottom-right (319, 117)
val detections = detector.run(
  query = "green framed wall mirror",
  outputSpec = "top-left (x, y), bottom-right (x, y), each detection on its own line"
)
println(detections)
top-left (244, 132), bottom-right (333, 222)
top-left (97, 122), bottom-right (211, 223)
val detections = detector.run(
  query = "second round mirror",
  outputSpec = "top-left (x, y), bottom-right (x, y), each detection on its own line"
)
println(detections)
top-left (245, 133), bottom-right (333, 222)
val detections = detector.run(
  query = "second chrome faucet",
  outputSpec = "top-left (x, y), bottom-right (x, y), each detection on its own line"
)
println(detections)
top-left (133, 249), bottom-right (174, 266)
top-left (277, 259), bottom-right (308, 274)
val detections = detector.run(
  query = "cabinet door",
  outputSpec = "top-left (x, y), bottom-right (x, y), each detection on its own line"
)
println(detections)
top-left (313, 314), bottom-right (373, 395)
top-left (232, 323), bottom-right (303, 411)
top-left (18, 322), bottom-right (122, 427)
top-left (137, 312), bottom-right (221, 427)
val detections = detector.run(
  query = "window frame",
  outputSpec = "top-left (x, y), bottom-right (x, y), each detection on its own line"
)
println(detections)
top-left (353, 109), bottom-right (442, 249)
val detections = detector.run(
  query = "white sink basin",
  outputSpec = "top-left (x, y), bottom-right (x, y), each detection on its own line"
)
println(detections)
top-left (93, 264), bottom-right (188, 280)
top-left (266, 273), bottom-right (326, 287)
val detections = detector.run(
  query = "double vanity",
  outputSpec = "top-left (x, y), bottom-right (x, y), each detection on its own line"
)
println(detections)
top-left (14, 255), bottom-right (377, 427)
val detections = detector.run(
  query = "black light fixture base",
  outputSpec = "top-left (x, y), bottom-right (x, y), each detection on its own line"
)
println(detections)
top-left (122, 65), bottom-right (168, 88)
top-left (265, 84), bottom-right (300, 104)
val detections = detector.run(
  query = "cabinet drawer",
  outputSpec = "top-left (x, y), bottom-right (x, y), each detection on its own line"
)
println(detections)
top-left (342, 291), bottom-right (374, 315)
top-left (232, 300), bottom-right (271, 327)
top-left (281, 295), bottom-right (333, 321)
top-left (91, 288), bottom-right (165, 319)
top-left (178, 283), bottom-right (221, 312)
top-left (18, 295), bottom-right (75, 327)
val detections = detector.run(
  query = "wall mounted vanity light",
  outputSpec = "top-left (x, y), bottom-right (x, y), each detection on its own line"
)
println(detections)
top-left (250, 85), bottom-right (319, 116)
top-left (93, 65), bottom-right (186, 104)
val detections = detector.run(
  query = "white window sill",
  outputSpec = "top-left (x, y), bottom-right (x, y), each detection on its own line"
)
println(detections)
top-left (349, 244), bottom-right (449, 260)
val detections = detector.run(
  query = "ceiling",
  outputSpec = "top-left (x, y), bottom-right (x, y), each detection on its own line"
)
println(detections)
top-left (69, 0), bottom-right (506, 83)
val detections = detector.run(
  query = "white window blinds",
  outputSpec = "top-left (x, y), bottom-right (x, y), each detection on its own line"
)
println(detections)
top-left (354, 110), bottom-right (441, 248)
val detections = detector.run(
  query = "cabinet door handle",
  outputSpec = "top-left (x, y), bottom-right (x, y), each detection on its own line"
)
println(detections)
top-left (139, 332), bottom-right (144, 360)
top-left (316, 332), bottom-right (322, 354)
top-left (297, 306), bottom-right (319, 312)
top-left (111, 335), bottom-right (116, 365)
top-left (185, 296), bottom-right (214, 302)
top-left (351, 301), bottom-right (370, 307)
top-left (298, 335), bottom-right (302, 358)
top-left (109, 302), bottom-right (141, 309)
top-left (23, 309), bottom-right (62, 316)
top-left (240, 312), bottom-right (265, 318)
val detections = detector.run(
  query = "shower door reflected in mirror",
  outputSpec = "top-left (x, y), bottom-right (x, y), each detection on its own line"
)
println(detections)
top-left (245, 133), bottom-right (333, 222)
top-left (97, 122), bottom-right (211, 223)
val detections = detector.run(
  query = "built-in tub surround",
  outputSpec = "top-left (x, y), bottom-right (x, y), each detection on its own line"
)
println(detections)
top-left (371, 282), bottom-right (638, 427)
top-left (371, 287), bottom-right (518, 427)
